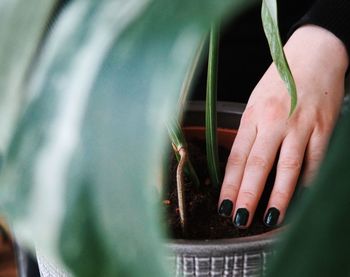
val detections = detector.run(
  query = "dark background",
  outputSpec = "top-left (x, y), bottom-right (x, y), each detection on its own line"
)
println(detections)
top-left (192, 0), bottom-right (315, 103)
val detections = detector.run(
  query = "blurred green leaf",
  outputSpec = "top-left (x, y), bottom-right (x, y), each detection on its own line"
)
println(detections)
top-left (0, 0), bottom-right (58, 155)
top-left (267, 110), bottom-right (350, 276)
top-left (261, 0), bottom-right (297, 115)
top-left (0, 0), bottom-right (256, 276)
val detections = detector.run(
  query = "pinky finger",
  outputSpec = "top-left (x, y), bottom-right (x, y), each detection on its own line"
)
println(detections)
top-left (303, 130), bottom-right (329, 186)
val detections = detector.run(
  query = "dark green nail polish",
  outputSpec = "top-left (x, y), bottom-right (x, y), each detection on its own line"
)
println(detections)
top-left (264, 207), bottom-right (280, 227)
top-left (234, 208), bottom-right (249, 227)
top-left (218, 200), bottom-right (233, 217)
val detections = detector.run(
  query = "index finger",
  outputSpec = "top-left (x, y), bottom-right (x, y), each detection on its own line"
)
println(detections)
top-left (218, 123), bottom-right (256, 217)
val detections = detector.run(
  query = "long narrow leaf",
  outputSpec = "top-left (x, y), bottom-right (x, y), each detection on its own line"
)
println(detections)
top-left (206, 23), bottom-right (221, 188)
top-left (177, 36), bottom-right (207, 116)
top-left (261, 0), bottom-right (297, 115)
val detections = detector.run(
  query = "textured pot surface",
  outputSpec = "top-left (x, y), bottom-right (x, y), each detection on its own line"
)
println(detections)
top-left (167, 229), bottom-right (280, 276)
top-left (167, 101), bottom-right (281, 277)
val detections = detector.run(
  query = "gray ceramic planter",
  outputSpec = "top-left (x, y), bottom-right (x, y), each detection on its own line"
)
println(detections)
top-left (166, 101), bottom-right (280, 277)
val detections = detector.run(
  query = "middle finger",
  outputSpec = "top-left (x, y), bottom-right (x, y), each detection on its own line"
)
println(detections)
top-left (233, 129), bottom-right (283, 228)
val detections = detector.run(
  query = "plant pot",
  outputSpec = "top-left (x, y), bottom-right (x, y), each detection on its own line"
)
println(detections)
top-left (166, 101), bottom-right (280, 276)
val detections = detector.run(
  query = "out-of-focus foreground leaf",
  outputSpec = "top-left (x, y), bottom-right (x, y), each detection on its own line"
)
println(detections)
top-left (0, 0), bottom-right (256, 276)
top-left (0, 0), bottom-right (58, 156)
top-left (267, 108), bottom-right (350, 276)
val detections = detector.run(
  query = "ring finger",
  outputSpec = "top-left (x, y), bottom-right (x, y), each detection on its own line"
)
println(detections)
top-left (264, 128), bottom-right (311, 227)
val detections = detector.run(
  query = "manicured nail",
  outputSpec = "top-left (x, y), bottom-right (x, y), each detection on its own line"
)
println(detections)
top-left (233, 208), bottom-right (249, 227)
top-left (264, 207), bottom-right (280, 227)
top-left (218, 200), bottom-right (233, 217)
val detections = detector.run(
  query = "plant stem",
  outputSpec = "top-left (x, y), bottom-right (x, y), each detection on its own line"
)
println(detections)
top-left (206, 23), bottom-right (221, 188)
top-left (167, 120), bottom-right (200, 187)
top-left (175, 146), bottom-right (187, 234)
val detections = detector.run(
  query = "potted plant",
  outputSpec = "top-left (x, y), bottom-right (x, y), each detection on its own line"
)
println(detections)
top-left (163, 15), bottom-right (294, 273)
top-left (166, 101), bottom-right (281, 276)
top-left (5, 0), bottom-right (343, 276)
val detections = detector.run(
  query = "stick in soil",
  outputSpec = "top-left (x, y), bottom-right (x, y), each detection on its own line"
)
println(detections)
top-left (175, 146), bottom-right (188, 235)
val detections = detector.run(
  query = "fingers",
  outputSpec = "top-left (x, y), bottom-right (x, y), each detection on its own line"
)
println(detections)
top-left (232, 129), bottom-right (283, 228)
top-left (303, 129), bottom-right (329, 185)
top-left (264, 129), bottom-right (311, 227)
top-left (219, 121), bottom-right (327, 229)
top-left (218, 123), bottom-right (256, 217)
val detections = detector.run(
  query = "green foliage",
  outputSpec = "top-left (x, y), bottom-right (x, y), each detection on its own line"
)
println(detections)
top-left (0, 0), bottom-right (256, 276)
top-left (177, 37), bottom-right (206, 116)
top-left (205, 24), bottom-right (221, 188)
top-left (261, 0), bottom-right (297, 115)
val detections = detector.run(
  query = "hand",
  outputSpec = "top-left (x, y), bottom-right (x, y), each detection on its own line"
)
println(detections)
top-left (218, 25), bottom-right (349, 228)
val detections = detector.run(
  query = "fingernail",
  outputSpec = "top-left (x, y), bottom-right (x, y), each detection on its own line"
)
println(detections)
top-left (218, 200), bottom-right (233, 217)
top-left (233, 208), bottom-right (249, 227)
top-left (264, 207), bottom-right (280, 227)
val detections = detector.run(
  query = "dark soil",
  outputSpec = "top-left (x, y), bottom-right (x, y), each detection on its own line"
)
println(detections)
top-left (163, 139), bottom-right (278, 240)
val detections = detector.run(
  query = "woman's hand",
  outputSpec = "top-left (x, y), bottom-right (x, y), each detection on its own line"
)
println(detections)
top-left (218, 25), bottom-right (349, 228)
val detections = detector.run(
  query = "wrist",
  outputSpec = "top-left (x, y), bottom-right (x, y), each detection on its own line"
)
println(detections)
top-left (285, 25), bottom-right (349, 76)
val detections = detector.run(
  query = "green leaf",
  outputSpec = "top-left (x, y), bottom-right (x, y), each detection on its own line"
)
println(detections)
top-left (261, 0), bottom-right (297, 115)
top-left (167, 119), bottom-right (187, 151)
top-left (0, 0), bottom-right (256, 276)
top-left (177, 36), bottom-right (206, 116)
top-left (206, 23), bottom-right (221, 187)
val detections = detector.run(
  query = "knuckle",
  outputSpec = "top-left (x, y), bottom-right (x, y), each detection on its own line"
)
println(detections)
top-left (240, 105), bottom-right (255, 125)
top-left (278, 157), bottom-right (302, 171)
top-left (247, 155), bottom-right (269, 170)
top-left (307, 150), bottom-right (324, 164)
top-left (313, 111), bottom-right (335, 133)
top-left (303, 162), bottom-right (319, 180)
top-left (273, 190), bottom-right (290, 204)
top-left (315, 123), bottom-right (333, 136)
top-left (295, 107), bottom-right (317, 122)
top-left (263, 99), bottom-right (287, 122)
top-left (240, 190), bottom-right (258, 201)
top-left (227, 153), bottom-right (247, 167)
top-left (222, 184), bottom-right (240, 195)
top-left (303, 170), bottom-right (316, 185)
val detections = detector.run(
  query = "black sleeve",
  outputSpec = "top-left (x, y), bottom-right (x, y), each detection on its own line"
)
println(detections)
top-left (290, 0), bottom-right (350, 57)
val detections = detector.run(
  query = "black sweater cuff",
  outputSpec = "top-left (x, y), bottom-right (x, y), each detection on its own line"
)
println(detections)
top-left (290, 0), bottom-right (350, 59)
